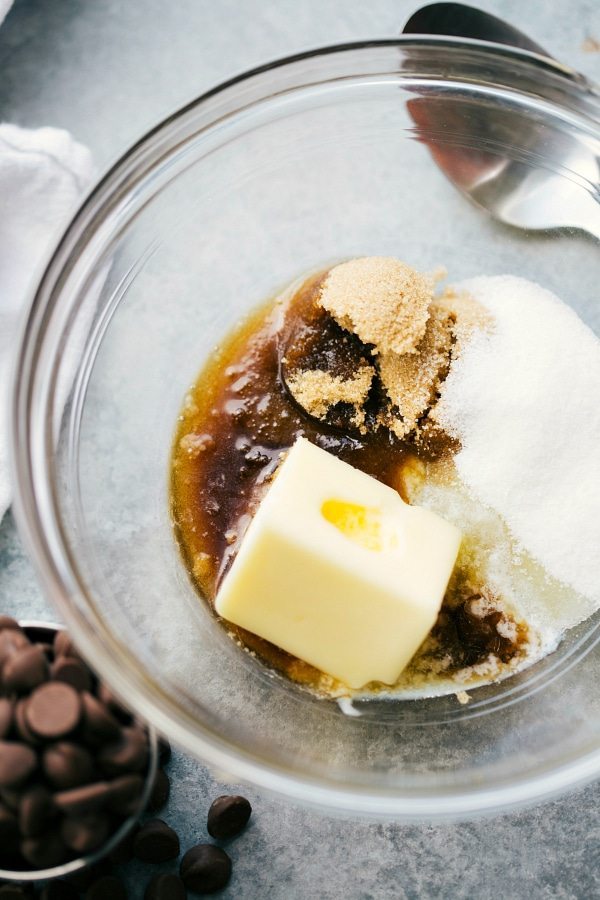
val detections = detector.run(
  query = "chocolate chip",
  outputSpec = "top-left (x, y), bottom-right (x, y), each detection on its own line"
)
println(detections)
top-left (144, 874), bottom-right (187, 900)
top-left (43, 742), bottom-right (95, 789)
top-left (51, 657), bottom-right (92, 693)
top-left (180, 844), bottom-right (231, 894)
top-left (96, 685), bottom-right (132, 724)
top-left (0, 698), bottom-right (13, 738)
top-left (134, 819), bottom-right (180, 863)
top-left (157, 737), bottom-right (171, 766)
top-left (107, 773), bottom-right (144, 816)
top-left (14, 700), bottom-right (40, 745)
top-left (19, 784), bottom-right (55, 837)
top-left (207, 794), bottom-right (252, 839)
top-left (39, 644), bottom-right (55, 663)
top-left (147, 769), bottom-right (170, 813)
top-left (26, 683), bottom-right (82, 739)
top-left (61, 812), bottom-right (110, 854)
top-left (108, 823), bottom-right (139, 865)
top-left (0, 630), bottom-right (29, 668)
top-left (21, 831), bottom-right (68, 868)
top-left (0, 741), bottom-right (37, 788)
top-left (40, 880), bottom-right (80, 900)
top-left (54, 782), bottom-right (112, 817)
top-left (84, 875), bottom-right (127, 900)
top-left (97, 726), bottom-right (148, 776)
top-left (53, 632), bottom-right (81, 661)
top-left (2, 644), bottom-right (47, 694)
top-left (80, 693), bottom-right (121, 745)
top-left (0, 617), bottom-right (23, 632)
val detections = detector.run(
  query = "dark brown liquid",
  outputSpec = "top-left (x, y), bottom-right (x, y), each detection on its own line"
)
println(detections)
top-left (171, 272), bottom-right (527, 694)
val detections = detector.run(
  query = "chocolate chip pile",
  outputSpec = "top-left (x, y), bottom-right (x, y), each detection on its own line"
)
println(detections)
top-left (0, 619), bottom-right (253, 898)
top-left (0, 785), bottom-right (252, 897)
top-left (0, 618), bottom-right (152, 873)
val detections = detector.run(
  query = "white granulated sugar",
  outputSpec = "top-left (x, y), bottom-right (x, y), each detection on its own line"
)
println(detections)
top-left (437, 275), bottom-right (600, 608)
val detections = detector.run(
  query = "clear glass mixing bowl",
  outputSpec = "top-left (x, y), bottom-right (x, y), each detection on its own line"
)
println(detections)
top-left (11, 39), bottom-right (600, 820)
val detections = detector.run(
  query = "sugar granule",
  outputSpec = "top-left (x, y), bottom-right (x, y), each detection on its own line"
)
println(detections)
top-left (437, 275), bottom-right (600, 602)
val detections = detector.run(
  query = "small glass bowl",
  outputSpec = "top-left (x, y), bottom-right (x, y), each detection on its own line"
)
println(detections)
top-left (0, 622), bottom-right (158, 884)
top-left (10, 39), bottom-right (600, 820)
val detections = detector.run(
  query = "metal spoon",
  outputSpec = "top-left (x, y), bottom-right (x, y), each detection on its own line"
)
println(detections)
top-left (402, 3), bottom-right (600, 239)
top-left (404, 2), bottom-right (551, 56)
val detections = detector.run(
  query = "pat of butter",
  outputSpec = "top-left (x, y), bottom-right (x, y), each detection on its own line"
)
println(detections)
top-left (215, 438), bottom-right (461, 689)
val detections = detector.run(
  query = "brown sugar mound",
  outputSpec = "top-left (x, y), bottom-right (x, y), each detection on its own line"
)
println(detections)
top-left (318, 257), bottom-right (433, 356)
top-left (378, 287), bottom-right (490, 442)
top-left (378, 303), bottom-right (454, 438)
top-left (286, 365), bottom-right (374, 431)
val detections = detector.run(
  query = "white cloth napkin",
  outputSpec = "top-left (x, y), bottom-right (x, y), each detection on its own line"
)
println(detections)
top-left (0, 0), bottom-right (95, 520)
top-left (0, 0), bottom-right (12, 25)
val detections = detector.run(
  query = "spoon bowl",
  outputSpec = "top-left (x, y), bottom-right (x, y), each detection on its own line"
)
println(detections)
top-left (404, 3), bottom-right (600, 239)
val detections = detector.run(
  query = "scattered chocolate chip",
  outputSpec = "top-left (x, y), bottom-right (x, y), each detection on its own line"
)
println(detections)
top-left (108, 823), bottom-right (139, 866)
top-left (134, 819), bottom-right (180, 863)
top-left (180, 844), bottom-right (232, 894)
top-left (51, 657), bottom-right (92, 693)
top-left (26, 683), bottom-right (82, 739)
top-left (53, 632), bottom-right (81, 661)
top-left (40, 880), bottom-right (80, 900)
top-left (19, 785), bottom-right (55, 837)
top-left (84, 875), bottom-right (127, 900)
top-left (80, 693), bottom-right (121, 745)
top-left (0, 698), bottom-right (13, 738)
top-left (207, 794), bottom-right (252, 839)
top-left (107, 774), bottom-right (144, 817)
top-left (43, 742), bottom-right (95, 790)
top-left (147, 769), bottom-right (170, 813)
top-left (55, 782), bottom-right (112, 818)
top-left (144, 873), bottom-right (187, 900)
top-left (21, 831), bottom-right (68, 868)
top-left (157, 737), bottom-right (171, 766)
top-left (62, 812), bottom-right (110, 854)
top-left (97, 727), bottom-right (148, 776)
top-left (0, 741), bottom-right (37, 788)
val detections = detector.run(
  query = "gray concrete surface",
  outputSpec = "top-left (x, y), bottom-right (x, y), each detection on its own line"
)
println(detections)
top-left (1, 1), bottom-right (600, 897)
